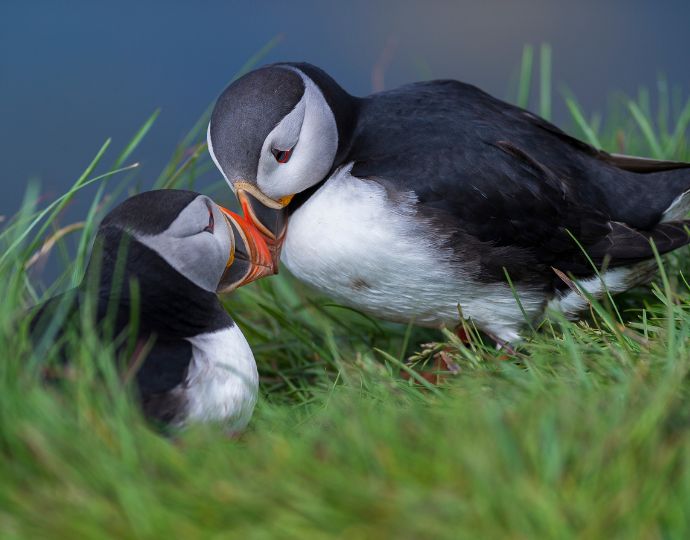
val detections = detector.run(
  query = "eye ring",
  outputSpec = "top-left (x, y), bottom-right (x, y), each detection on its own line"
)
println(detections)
top-left (271, 147), bottom-right (293, 164)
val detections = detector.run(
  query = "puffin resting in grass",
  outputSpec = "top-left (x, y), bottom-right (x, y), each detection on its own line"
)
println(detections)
top-left (31, 190), bottom-right (272, 431)
top-left (207, 62), bottom-right (690, 345)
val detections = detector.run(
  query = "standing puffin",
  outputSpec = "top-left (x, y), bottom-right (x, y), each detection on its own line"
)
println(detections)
top-left (31, 189), bottom-right (273, 431)
top-left (207, 63), bottom-right (690, 343)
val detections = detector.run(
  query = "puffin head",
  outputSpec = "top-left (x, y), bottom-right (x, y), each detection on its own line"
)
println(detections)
top-left (99, 189), bottom-right (273, 294)
top-left (207, 63), bottom-right (355, 272)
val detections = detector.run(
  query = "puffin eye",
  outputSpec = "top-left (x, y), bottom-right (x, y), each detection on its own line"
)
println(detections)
top-left (271, 147), bottom-right (293, 164)
top-left (203, 207), bottom-right (214, 234)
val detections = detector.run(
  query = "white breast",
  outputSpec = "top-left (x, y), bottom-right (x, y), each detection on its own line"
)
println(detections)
top-left (183, 325), bottom-right (258, 432)
top-left (281, 164), bottom-right (545, 342)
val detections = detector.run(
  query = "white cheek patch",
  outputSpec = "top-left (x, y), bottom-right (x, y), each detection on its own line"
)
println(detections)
top-left (134, 199), bottom-right (232, 292)
top-left (256, 68), bottom-right (338, 200)
top-left (268, 98), bottom-right (306, 151)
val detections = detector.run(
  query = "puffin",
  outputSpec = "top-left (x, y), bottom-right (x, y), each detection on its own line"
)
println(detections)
top-left (31, 189), bottom-right (273, 431)
top-left (207, 62), bottom-right (690, 343)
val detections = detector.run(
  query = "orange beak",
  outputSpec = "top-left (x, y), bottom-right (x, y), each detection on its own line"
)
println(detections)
top-left (217, 206), bottom-right (275, 293)
top-left (235, 188), bottom-right (289, 272)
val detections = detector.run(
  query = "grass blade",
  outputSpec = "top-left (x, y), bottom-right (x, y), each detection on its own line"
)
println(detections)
top-left (539, 43), bottom-right (552, 120)
top-left (0, 158), bottom-right (138, 267)
top-left (664, 96), bottom-right (690, 157)
top-left (565, 97), bottom-right (601, 148)
top-left (628, 101), bottom-right (664, 158)
top-left (517, 44), bottom-right (534, 109)
top-left (113, 109), bottom-right (160, 169)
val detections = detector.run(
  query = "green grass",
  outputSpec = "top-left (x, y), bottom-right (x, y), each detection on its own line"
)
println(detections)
top-left (3, 45), bottom-right (690, 538)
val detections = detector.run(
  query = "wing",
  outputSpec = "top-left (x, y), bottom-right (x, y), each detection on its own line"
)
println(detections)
top-left (135, 337), bottom-right (192, 425)
top-left (349, 80), bottom-right (690, 279)
top-left (135, 337), bottom-right (191, 395)
top-left (31, 289), bottom-right (191, 412)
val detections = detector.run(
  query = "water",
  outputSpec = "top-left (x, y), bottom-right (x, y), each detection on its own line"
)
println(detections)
top-left (2, 0), bottom-right (689, 219)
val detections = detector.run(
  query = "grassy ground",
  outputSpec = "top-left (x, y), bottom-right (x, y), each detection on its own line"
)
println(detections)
top-left (3, 46), bottom-right (690, 538)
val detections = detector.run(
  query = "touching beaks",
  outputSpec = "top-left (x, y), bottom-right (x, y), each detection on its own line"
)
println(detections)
top-left (216, 206), bottom-right (275, 293)
top-left (233, 184), bottom-right (291, 271)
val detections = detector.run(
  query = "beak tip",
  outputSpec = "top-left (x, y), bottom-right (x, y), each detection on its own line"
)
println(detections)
top-left (218, 204), bottom-right (276, 290)
top-left (223, 187), bottom-right (288, 287)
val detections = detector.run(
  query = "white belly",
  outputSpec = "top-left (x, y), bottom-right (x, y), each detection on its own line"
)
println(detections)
top-left (183, 325), bottom-right (258, 432)
top-left (281, 165), bottom-right (545, 342)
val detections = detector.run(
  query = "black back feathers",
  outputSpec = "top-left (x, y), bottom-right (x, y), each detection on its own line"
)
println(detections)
top-left (30, 189), bottom-right (240, 427)
top-left (334, 76), bottom-right (690, 279)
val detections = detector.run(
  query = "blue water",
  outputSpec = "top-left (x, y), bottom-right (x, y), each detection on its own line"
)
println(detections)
top-left (2, 0), bottom-right (689, 218)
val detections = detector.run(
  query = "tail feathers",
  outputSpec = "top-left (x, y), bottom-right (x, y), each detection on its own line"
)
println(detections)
top-left (605, 152), bottom-right (690, 174)
top-left (604, 154), bottom-right (690, 227)
top-left (554, 218), bottom-right (689, 317)
top-left (552, 155), bottom-right (690, 317)
top-left (589, 220), bottom-right (690, 266)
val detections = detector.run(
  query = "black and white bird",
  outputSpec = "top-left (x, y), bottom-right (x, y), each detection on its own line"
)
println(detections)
top-left (207, 62), bottom-right (690, 343)
top-left (31, 189), bottom-right (273, 430)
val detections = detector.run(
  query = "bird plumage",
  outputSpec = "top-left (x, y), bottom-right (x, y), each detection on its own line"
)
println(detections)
top-left (209, 63), bottom-right (690, 342)
top-left (31, 190), bottom-right (261, 430)
top-left (309, 71), bottom-right (690, 277)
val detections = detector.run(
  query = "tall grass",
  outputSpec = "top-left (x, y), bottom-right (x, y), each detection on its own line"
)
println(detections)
top-left (1, 46), bottom-right (690, 537)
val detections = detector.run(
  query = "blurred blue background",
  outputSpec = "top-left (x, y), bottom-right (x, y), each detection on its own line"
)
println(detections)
top-left (2, 0), bottom-right (690, 217)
